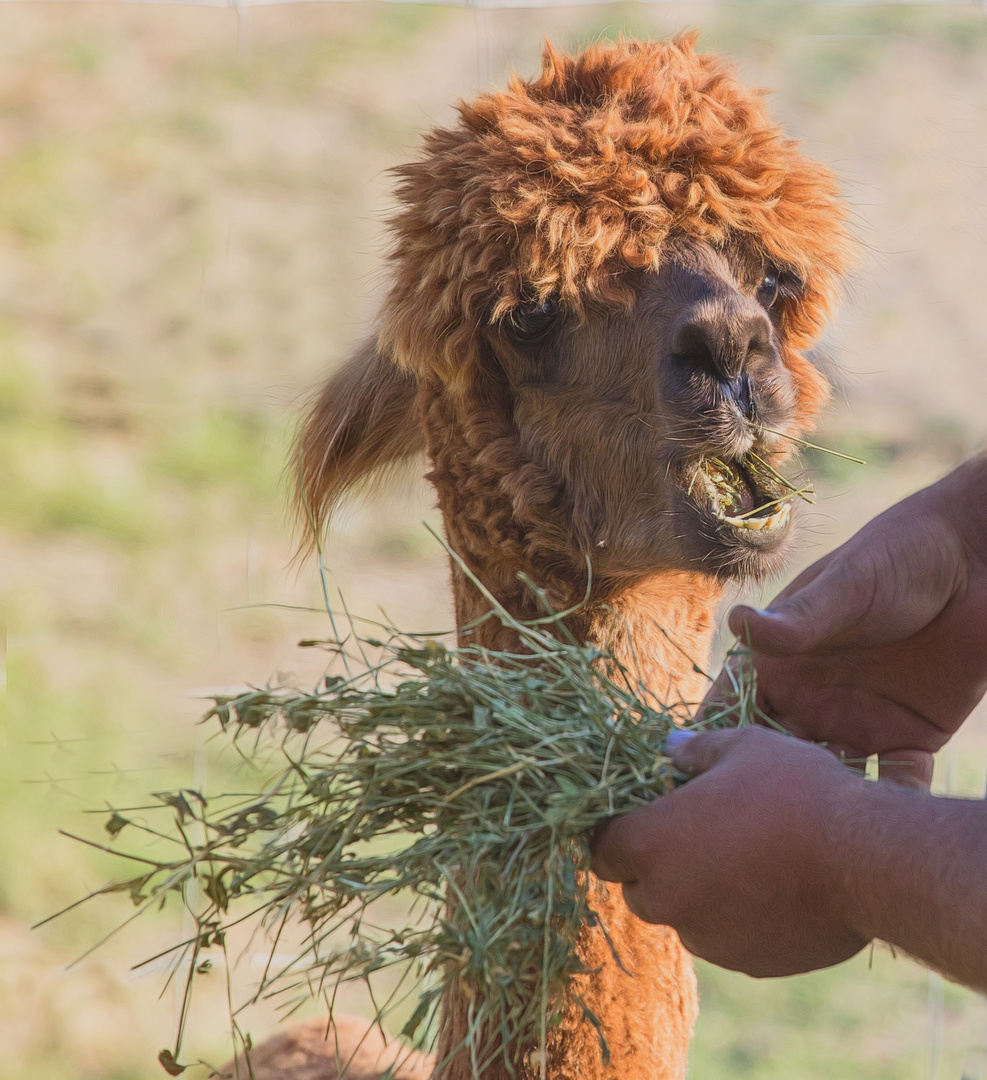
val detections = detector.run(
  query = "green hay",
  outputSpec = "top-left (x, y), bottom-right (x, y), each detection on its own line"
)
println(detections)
top-left (58, 593), bottom-right (753, 1078)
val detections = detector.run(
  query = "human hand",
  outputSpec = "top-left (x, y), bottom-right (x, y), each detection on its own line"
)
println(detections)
top-left (590, 727), bottom-right (871, 977)
top-left (704, 458), bottom-right (987, 788)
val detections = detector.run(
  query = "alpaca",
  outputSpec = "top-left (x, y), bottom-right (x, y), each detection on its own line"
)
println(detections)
top-left (225, 33), bottom-right (851, 1080)
top-left (218, 1016), bottom-right (433, 1080)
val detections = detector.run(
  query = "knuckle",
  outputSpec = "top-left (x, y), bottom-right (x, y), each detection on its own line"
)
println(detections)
top-left (621, 882), bottom-right (668, 926)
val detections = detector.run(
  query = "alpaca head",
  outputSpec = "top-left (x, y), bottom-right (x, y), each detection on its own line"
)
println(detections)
top-left (299, 35), bottom-right (852, 607)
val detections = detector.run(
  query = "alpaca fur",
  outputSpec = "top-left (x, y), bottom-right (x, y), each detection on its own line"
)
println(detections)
top-left (380, 35), bottom-right (847, 392)
top-left (265, 33), bottom-right (851, 1080)
top-left (218, 1015), bottom-right (433, 1080)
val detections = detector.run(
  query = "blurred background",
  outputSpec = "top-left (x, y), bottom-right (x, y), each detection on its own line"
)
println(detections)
top-left (2, 1), bottom-right (987, 1077)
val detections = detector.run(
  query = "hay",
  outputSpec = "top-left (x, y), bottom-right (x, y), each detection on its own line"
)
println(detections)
top-left (64, 591), bottom-right (752, 1077)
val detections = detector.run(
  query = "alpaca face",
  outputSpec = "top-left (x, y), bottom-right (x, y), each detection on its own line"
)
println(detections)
top-left (483, 238), bottom-right (818, 583)
top-left (297, 37), bottom-right (851, 602)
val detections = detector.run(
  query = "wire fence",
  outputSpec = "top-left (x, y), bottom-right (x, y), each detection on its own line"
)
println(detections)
top-left (1, 0), bottom-right (983, 7)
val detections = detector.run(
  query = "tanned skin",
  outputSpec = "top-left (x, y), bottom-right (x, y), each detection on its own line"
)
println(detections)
top-left (591, 454), bottom-right (987, 992)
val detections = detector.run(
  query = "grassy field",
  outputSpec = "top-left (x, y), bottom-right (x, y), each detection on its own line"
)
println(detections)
top-left (2, 3), bottom-right (987, 1078)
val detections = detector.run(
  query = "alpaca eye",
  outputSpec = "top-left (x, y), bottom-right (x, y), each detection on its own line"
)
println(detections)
top-left (756, 273), bottom-right (780, 308)
top-left (507, 296), bottom-right (559, 343)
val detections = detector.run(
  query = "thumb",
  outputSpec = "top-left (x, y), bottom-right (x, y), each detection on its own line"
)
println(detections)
top-left (728, 569), bottom-right (861, 657)
top-left (665, 727), bottom-right (745, 777)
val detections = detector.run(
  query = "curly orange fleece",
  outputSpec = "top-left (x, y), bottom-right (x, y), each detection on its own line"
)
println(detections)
top-left (381, 34), bottom-right (851, 390)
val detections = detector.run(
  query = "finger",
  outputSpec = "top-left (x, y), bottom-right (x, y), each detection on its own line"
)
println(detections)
top-left (725, 547), bottom-right (875, 657)
top-left (696, 652), bottom-right (753, 725)
top-left (667, 728), bottom-right (746, 776)
top-left (728, 591), bottom-right (854, 657)
top-left (822, 742), bottom-right (868, 777)
top-left (590, 810), bottom-right (648, 884)
top-left (596, 811), bottom-right (680, 927)
top-left (619, 879), bottom-right (671, 927)
top-left (878, 749), bottom-right (934, 791)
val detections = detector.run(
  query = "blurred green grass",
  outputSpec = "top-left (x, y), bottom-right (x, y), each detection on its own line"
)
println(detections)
top-left (692, 955), bottom-right (986, 1079)
top-left (2, 3), bottom-right (986, 1078)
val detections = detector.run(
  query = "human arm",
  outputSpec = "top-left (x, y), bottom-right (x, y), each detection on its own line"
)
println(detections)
top-left (705, 454), bottom-right (987, 787)
top-left (590, 727), bottom-right (987, 991)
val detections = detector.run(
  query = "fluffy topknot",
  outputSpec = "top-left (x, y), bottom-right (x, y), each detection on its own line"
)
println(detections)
top-left (380, 34), bottom-right (852, 386)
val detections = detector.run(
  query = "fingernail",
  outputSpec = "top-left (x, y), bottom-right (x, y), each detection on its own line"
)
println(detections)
top-left (729, 606), bottom-right (768, 633)
top-left (664, 729), bottom-right (697, 754)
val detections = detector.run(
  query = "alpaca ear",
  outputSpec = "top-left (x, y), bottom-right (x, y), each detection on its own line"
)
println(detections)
top-left (294, 335), bottom-right (424, 549)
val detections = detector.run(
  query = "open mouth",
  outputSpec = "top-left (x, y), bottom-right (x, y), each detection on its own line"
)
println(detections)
top-left (692, 456), bottom-right (810, 533)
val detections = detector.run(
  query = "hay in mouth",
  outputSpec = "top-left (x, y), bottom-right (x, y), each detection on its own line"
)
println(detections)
top-left (694, 455), bottom-right (812, 532)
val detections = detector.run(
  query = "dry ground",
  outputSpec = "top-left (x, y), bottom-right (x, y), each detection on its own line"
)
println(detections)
top-left (2, 3), bottom-right (987, 1078)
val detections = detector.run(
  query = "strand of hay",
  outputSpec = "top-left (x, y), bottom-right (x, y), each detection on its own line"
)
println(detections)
top-left (59, 594), bottom-right (753, 1077)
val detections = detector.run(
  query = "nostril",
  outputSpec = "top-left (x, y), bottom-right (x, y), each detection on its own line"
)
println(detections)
top-left (670, 321), bottom-right (717, 372)
top-left (726, 374), bottom-right (756, 420)
top-left (671, 310), bottom-right (773, 382)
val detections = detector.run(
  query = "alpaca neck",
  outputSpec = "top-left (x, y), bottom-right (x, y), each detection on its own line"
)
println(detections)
top-left (583, 571), bottom-right (723, 704)
top-left (438, 562), bottom-right (723, 1080)
top-left (424, 378), bottom-right (722, 1079)
top-left (452, 557), bottom-right (723, 704)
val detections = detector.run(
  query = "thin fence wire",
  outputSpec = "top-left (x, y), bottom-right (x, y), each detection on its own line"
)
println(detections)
top-left (0, 0), bottom-right (981, 7)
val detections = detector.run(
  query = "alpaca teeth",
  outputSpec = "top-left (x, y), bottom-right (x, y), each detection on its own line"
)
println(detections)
top-left (721, 503), bottom-right (791, 531)
top-left (695, 461), bottom-right (791, 532)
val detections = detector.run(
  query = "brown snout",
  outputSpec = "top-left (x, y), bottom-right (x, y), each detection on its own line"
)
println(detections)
top-left (670, 297), bottom-right (774, 384)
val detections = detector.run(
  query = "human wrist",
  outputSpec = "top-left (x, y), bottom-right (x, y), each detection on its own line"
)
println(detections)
top-left (809, 772), bottom-right (884, 943)
top-left (831, 780), bottom-right (939, 946)
top-left (831, 783), bottom-right (987, 990)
